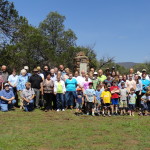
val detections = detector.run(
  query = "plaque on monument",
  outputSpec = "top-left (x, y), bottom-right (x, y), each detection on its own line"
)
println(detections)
top-left (80, 63), bottom-right (87, 75)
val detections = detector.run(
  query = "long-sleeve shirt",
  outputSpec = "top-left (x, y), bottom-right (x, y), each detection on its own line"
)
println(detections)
top-left (54, 80), bottom-right (66, 93)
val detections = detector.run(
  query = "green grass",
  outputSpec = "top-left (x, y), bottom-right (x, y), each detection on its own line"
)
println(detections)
top-left (0, 109), bottom-right (149, 150)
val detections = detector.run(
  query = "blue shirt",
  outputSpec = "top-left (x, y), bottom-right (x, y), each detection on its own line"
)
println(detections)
top-left (85, 88), bottom-right (96, 102)
top-left (17, 75), bottom-right (28, 91)
top-left (141, 79), bottom-right (150, 93)
top-left (95, 90), bottom-right (103, 101)
top-left (0, 90), bottom-right (15, 104)
top-left (65, 78), bottom-right (77, 91)
top-left (76, 91), bottom-right (83, 103)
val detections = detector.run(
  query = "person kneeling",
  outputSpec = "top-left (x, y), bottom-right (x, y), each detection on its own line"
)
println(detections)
top-left (0, 83), bottom-right (16, 112)
top-left (21, 82), bottom-right (35, 112)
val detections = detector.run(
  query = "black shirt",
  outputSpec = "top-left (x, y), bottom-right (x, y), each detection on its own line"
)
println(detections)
top-left (29, 74), bottom-right (43, 89)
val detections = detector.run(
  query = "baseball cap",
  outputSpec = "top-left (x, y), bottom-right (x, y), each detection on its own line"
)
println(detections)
top-left (24, 66), bottom-right (29, 70)
top-left (77, 88), bottom-right (82, 91)
top-left (94, 72), bottom-right (98, 75)
top-left (142, 69), bottom-right (146, 72)
top-left (4, 83), bottom-right (9, 87)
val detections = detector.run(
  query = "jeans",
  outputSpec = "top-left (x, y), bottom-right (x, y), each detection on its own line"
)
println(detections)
top-left (56, 93), bottom-right (65, 109)
top-left (24, 100), bottom-right (34, 112)
top-left (33, 88), bottom-right (40, 107)
top-left (0, 100), bottom-right (16, 112)
top-left (65, 91), bottom-right (76, 107)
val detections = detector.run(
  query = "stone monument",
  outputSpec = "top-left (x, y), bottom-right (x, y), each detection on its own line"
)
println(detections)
top-left (74, 51), bottom-right (89, 75)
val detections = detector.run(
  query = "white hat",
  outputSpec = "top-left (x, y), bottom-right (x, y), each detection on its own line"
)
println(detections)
top-left (4, 83), bottom-right (9, 86)
top-left (94, 72), bottom-right (98, 75)
top-left (24, 66), bottom-right (29, 70)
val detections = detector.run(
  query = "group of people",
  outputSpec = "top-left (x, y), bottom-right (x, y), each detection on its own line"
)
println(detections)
top-left (0, 65), bottom-right (150, 117)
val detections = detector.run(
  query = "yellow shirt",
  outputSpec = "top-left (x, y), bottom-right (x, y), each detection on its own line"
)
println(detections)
top-left (101, 91), bottom-right (111, 103)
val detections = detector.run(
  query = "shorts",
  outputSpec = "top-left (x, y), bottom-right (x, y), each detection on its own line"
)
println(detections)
top-left (76, 103), bottom-right (82, 109)
top-left (128, 104), bottom-right (135, 110)
top-left (96, 99), bottom-right (101, 105)
top-left (87, 102), bottom-right (95, 109)
top-left (141, 103), bottom-right (148, 111)
top-left (103, 103), bottom-right (110, 108)
top-left (119, 100), bottom-right (127, 108)
top-left (111, 98), bottom-right (119, 105)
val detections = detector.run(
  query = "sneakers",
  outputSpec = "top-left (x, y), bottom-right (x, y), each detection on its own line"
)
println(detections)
top-left (62, 109), bottom-right (65, 111)
top-left (92, 113), bottom-right (95, 116)
top-left (87, 112), bottom-right (89, 115)
top-left (57, 109), bottom-right (60, 112)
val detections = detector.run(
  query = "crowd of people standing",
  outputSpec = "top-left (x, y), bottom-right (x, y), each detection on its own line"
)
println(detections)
top-left (0, 64), bottom-right (150, 117)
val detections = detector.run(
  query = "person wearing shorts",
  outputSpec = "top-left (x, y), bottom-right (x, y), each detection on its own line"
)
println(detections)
top-left (110, 80), bottom-right (120, 115)
top-left (128, 88), bottom-right (137, 116)
top-left (101, 85), bottom-right (111, 117)
top-left (75, 88), bottom-right (84, 115)
top-left (119, 82), bottom-right (128, 115)
top-left (85, 82), bottom-right (96, 116)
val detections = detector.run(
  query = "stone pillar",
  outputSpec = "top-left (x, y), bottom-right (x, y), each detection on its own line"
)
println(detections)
top-left (74, 52), bottom-right (89, 75)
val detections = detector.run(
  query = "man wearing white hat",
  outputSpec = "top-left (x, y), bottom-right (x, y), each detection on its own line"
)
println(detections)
top-left (92, 72), bottom-right (100, 90)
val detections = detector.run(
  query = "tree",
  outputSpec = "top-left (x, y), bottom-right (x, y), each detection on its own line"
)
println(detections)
top-left (39, 12), bottom-right (77, 54)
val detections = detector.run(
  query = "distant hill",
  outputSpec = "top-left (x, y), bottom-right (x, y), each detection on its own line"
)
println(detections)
top-left (117, 62), bottom-right (139, 68)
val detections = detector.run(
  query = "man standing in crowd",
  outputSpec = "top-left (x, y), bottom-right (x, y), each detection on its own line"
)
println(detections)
top-left (24, 66), bottom-right (32, 79)
top-left (29, 68), bottom-right (43, 109)
top-left (0, 83), bottom-right (16, 112)
top-left (43, 65), bottom-right (49, 79)
top-left (98, 69), bottom-right (107, 83)
top-left (59, 65), bottom-right (66, 76)
top-left (1, 65), bottom-right (9, 83)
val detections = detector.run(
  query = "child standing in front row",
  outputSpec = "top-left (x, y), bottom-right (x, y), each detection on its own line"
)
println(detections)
top-left (85, 82), bottom-right (96, 116)
top-left (128, 88), bottom-right (137, 116)
top-left (95, 85), bottom-right (104, 115)
top-left (75, 88), bottom-right (84, 115)
top-left (119, 82), bottom-right (128, 115)
top-left (101, 85), bottom-right (111, 117)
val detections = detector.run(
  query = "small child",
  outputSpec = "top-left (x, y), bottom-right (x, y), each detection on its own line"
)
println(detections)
top-left (110, 80), bottom-right (120, 115)
top-left (101, 85), bottom-right (111, 117)
top-left (75, 88), bottom-right (84, 115)
top-left (85, 82), bottom-right (96, 116)
top-left (95, 85), bottom-right (103, 115)
top-left (119, 82), bottom-right (128, 115)
top-left (139, 91), bottom-right (149, 116)
top-left (128, 88), bottom-right (137, 116)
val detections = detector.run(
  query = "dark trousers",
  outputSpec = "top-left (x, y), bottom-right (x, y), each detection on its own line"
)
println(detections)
top-left (44, 93), bottom-right (53, 110)
top-left (135, 91), bottom-right (142, 108)
top-left (56, 93), bottom-right (65, 109)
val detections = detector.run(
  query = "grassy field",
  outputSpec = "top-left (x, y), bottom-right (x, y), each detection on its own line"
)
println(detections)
top-left (0, 109), bottom-right (149, 150)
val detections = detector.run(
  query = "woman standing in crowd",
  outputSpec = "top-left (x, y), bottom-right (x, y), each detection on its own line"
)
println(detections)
top-left (17, 69), bottom-right (29, 109)
top-left (134, 74), bottom-right (143, 109)
top-left (54, 76), bottom-right (66, 111)
top-left (43, 73), bottom-right (54, 112)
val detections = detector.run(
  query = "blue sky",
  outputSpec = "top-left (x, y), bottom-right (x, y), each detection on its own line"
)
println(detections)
top-left (10, 0), bottom-right (150, 63)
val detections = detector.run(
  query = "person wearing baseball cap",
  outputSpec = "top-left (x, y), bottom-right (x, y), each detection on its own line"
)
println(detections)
top-left (0, 82), bottom-right (16, 112)
top-left (92, 72), bottom-right (100, 90)
top-left (24, 66), bottom-right (32, 78)
top-left (141, 69), bottom-right (150, 80)
top-left (29, 68), bottom-right (43, 109)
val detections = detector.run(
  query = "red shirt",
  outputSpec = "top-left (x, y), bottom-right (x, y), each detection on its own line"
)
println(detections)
top-left (110, 86), bottom-right (119, 99)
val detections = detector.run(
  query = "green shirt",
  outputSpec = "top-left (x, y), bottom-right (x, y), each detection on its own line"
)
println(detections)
top-left (98, 75), bottom-right (107, 82)
top-left (92, 78), bottom-right (100, 90)
top-left (57, 82), bottom-right (63, 93)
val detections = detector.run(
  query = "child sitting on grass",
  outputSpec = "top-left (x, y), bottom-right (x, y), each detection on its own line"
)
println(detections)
top-left (119, 82), bottom-right (128, 115)
top-left (128, 88), bottom-right (137, 116)
top-left (85, 82), bottom-right (96, 116)
top-left (95, 85), bottom-right (103, 115)
top-left (75, 88), bottom-right (84, 115)
top-left (101, 85), bottom-right (111, 117)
